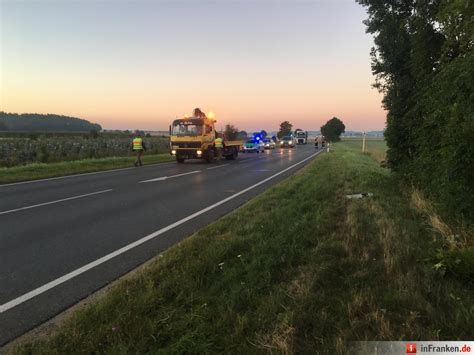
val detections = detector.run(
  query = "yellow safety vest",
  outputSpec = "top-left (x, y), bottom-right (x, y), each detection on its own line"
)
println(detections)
top-left (133, 138), bottom-right (143, 150)
top-left (214, 137), bottom-right (223, 148)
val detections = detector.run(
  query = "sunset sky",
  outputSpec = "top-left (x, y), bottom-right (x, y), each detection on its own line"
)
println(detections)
top-left (1, 0), bottom-right (386, 132)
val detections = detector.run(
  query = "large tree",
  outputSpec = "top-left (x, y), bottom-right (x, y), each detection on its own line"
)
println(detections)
top-left (320, 117), bottom-right (345, 142)
top-left (277, 121), bottom-right (293, 138)
top-left (224, 124), bottom-right (239, 140)
top-left (357, 0), bottom-right (474, 219)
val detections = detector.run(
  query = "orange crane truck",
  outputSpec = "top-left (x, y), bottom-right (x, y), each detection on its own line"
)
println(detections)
top-left (169, 108), bottom-right (243, 163)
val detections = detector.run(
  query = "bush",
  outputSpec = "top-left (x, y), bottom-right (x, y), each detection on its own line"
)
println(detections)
top-left (358, 0), bottom-right (473, 224)
top-left (412, 53), bottom-right (474, 221)
top-left (433, 248), bottom-right (474, 281)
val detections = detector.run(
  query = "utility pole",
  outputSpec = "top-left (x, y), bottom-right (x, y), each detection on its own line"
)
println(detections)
top-left (362, 131), bottom-right (366, 153)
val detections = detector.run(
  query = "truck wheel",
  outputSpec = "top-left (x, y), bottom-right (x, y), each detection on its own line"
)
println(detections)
top-left (226, 147), bottom-right (238, 160)
top-left (206, 149), bottom-right (214, 163)
top-left (176, 156), bottom-right (185, 163)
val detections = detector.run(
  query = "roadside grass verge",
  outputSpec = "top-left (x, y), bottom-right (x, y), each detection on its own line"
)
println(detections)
top-left (0, 154), bottom-right (174, 184)
top-left (8, 142), bottom-right (472, 354)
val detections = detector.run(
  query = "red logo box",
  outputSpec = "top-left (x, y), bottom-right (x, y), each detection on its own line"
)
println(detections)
top-left (406, 343), bottom-right (417, 353)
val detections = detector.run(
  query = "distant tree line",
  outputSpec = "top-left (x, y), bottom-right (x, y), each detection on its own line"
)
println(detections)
top-left (358, 0), bottom-right (473, 221)
top-left (0, 112), bottom-right (102, 132)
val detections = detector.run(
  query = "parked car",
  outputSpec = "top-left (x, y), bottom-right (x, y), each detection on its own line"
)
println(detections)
top-left (262, 138), bottom-right (276, 149)
top-left (242, 139), bottom-right (265, 153)
top-left (280, 136), bottom-right (295, 148)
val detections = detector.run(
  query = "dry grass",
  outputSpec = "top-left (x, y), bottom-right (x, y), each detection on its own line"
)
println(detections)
top-left (411, 189), bottom-right (471, 248)
top-left (253, 317), bottom-right (296, 354)
top-left (287, 267), bottom-right (312, 299)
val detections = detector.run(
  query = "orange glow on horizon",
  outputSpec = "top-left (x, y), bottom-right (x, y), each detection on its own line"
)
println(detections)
top-left (1, 0), bottom-right (387, 132)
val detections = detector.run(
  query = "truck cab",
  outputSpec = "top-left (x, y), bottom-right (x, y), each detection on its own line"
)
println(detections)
top-left (294, 129), bottom-right (308, 144)
top-left (169, 115), bottom-right (241, 163)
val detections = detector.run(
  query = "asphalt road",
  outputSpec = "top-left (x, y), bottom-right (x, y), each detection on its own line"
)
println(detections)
top-left (0, 144), bottom-right (323, 345)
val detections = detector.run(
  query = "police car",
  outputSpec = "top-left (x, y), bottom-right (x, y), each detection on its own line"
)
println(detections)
top-left (242, 138), bottom-right (265, 153)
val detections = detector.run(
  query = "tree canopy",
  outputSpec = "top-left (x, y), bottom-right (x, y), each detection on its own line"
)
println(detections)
top-left (224, 124), bottom-right (239, 140)
top-left (0, 119), bottom-right (8, 131)
top-left (320, 117), bottom-right (345, 142)
top-left (277, 121), bottom-right (293, 138)
top-left (357, 0), bottom-right (473, 220)
top-left (0, 112), bottom-right (102, 132)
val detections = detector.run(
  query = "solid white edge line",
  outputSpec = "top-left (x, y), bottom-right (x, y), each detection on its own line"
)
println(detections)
top-left (139, 170), bottom-right (201, 183)
top-left (0, 150), bottom-right (322, 313)
top-left (0, 189), bottom-right (113, 215)
top-left (0, 161), bottom-right (176, 188)
top-left (206, 164), bottom-right (229, 170)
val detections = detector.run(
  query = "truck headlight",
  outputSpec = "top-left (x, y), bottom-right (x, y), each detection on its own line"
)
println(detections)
top-left (171, 150), bottom-right (176, 155)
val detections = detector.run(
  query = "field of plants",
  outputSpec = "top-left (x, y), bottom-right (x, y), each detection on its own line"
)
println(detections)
top-left (0, 133), bottom-right (169, 167)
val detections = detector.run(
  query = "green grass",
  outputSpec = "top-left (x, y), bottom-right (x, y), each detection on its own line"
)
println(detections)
top-left (8, 141), bottom-right (472, 354)
top-left (0, 154), bottom-right (174, 184)
top-left (342, 137), bottom-right (387, 162)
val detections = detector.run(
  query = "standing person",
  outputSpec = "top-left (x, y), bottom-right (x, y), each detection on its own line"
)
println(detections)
top-left (132, 135), bottom-right (146, 167)
top-left (214, 133), bottom-right (224, 163)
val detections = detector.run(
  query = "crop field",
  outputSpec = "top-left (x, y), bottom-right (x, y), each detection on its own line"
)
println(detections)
top-left (0, 134), bottom-right (169, 167)
top-left (342, 138), bottom-right (387, 162)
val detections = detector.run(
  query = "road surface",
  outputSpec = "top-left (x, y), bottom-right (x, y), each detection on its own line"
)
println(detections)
top-left (0, 144), bottom-right (323, 345)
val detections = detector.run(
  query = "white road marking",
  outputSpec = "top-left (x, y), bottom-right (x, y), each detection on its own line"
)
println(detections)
top-left (0, 150), bottom-right (322, 313)
top-left (207, 164), bottom-right (229, 170)
top-left (0, 161), bottom-right (176, 188)
top-left (139, 170), bottom-right (201, 183)
top-left (0, 189), bottom-right (113, 216)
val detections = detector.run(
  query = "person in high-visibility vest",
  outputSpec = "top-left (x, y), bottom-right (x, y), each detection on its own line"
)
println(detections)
top-left (214, 134), bottom-right (224, 163)
top-left (131, 135), bottom-right (147, 167)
